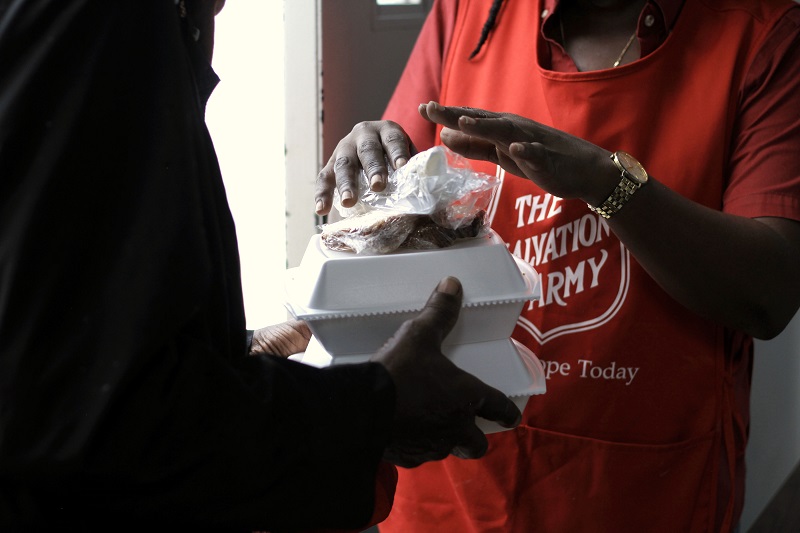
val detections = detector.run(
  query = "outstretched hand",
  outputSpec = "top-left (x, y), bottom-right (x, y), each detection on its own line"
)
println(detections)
top-left (372, 277), bottom-right (522, 468)
top-left (418, 101), bottom-right (620, 207)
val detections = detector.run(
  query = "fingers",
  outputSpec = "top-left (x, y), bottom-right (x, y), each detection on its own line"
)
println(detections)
top-left (379, 123), bottom-right (413, 176)
top-left (314, 162), bottom-right (337, 216)
top-left (332, 152), bottom-right (361, 209)
top-left (455, 115), bottom-right (523, 152)
top-left (439, 128), bottom-right (501, 165)
top-left (474, 381), bottom-right (523, 429)
top-left (418, 101), bottom-right (499, 129)
top-left (384, 443), bottom-right (450, 469)
top-left (420, 101), bottom-right (519, 146)
top-left (249, 320), bottom-right (312, 357)
top-left (421, 101), bottom-right (541, 178)
top-left (352, 124), bottom-right (391, 193)
top-left (385, 417), bottom-right (489, 467)
top-left (314, 121), bottom-right (412, 216)
top-left (362, 123), bottom-right (413, 194)
top-left (451, 423), bottom-right (489, 459)
top-left (452, 364), bottom-right (522, 429)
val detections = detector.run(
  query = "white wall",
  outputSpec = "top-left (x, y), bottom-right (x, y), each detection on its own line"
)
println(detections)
top-left (284, 0), bottom-right (323, 268)
top-left (206, 0), bottom-right (288, 328)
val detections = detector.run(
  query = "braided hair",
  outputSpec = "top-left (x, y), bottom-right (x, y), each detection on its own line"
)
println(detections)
top-left (469, 0), bottom-right (506, 59)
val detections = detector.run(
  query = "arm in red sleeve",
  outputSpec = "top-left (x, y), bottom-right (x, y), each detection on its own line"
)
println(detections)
top-left (382, 0), bottom-right (460, 150)
top-left (724, 6), bottom-right (800, 221)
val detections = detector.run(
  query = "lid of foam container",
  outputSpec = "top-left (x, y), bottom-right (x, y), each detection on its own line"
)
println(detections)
top-left (449, 338), bottom-right (546, 399)
top-left (285, 230), bottom-right (539, 320)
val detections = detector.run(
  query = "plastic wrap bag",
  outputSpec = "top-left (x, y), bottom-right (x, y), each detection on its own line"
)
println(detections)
top-left (321, 146), bottom-right (499, 254)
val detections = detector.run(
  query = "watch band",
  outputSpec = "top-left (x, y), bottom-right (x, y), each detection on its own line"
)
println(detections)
top-left (587, 174), bottom-right (642, 219)
top-left (588, 152), bottom-right (647, 219)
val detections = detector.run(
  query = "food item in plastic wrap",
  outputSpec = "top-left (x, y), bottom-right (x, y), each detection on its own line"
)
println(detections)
top-left (321, 209), bottom-right (487, 254)
top-left (400, 218), bottom-right (457, 250)
top-left (320, 211), bottom-right (423, 254)
top-left (400, 210), bottom-right (486, 250)
top-left (321, 146), bottom-right (498, 254)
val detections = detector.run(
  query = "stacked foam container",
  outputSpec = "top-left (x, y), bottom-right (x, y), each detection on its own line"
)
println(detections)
top-left (284, 229), bottom-right (546, 433)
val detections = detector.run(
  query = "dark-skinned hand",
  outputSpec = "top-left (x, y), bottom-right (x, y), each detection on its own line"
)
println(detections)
top-left (249, 319), bottom-right (312, 358)
top-left (372, 276), bottom-right (522, 468)
top-left (313, 102), bottom-right (622, 214)
top-left (314, 121), bottom-right (417, 216)
top-left (417, 101), bottom-right (620, 206)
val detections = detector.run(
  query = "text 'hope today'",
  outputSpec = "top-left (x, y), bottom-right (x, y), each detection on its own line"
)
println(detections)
top-left (540, 358), bottom-right (639, 386)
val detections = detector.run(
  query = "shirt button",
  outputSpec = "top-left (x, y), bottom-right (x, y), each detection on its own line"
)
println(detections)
top-left (644, 14), bottom-right (655, 27)
top-left (541, 8), bottom-right (549, 18)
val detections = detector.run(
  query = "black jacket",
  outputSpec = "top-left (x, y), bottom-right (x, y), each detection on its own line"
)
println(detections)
top-left (0, 1), bottom-right (393, 530)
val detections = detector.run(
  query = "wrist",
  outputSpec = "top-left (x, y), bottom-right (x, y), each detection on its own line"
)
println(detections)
top-left (584, 151), bottom-right (622, 207)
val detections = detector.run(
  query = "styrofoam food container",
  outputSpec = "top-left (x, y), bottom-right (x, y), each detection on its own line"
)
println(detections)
top-left (296, 336), bottom-right (546, 434)
top-left (284, 230), bottom-right (540, 356)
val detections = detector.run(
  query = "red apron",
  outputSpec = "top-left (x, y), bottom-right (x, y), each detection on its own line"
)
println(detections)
top-left (381, 0), bottom-right (792, 531)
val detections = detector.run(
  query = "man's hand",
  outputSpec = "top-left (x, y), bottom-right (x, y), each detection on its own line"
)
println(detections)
top-left (372, 277), bottom-right (522, 468)
top-left (314, 121), bottom-right (415, 216)
top-left (249, 320), bottom-right (312, 358)
top-left (418, 101), bottom-right (620, 207)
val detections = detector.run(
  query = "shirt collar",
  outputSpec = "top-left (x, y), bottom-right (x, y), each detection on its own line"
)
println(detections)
top-left (540, 0), bottom-right (686, 71)
top-left (656, 0), bottom-right (683, 30)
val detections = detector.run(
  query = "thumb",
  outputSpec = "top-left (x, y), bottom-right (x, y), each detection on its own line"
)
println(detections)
top-left (412, 277), bottom-right (463, 345)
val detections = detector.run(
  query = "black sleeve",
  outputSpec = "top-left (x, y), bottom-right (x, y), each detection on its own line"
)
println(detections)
top-left (0, 1), bottom-right (394, 530)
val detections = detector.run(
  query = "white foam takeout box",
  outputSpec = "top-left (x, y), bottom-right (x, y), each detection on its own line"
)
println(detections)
top-left (284, 229), bottom-right (546, 433)
top-left (284, 229), bottom-right (541, 356)
top-left (296, 335), bottom-right (546, 434)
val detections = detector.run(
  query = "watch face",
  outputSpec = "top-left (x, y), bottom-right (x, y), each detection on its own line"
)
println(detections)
top-left (617, 152), bottom-right (649, 184)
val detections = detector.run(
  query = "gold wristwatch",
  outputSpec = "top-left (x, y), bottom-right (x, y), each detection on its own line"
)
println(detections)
top-left (588, 151), bottom-right (649, 219)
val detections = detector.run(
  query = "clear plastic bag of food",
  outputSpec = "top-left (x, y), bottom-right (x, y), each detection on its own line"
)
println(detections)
top-left (321, 146), bottom-right (499, 254)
